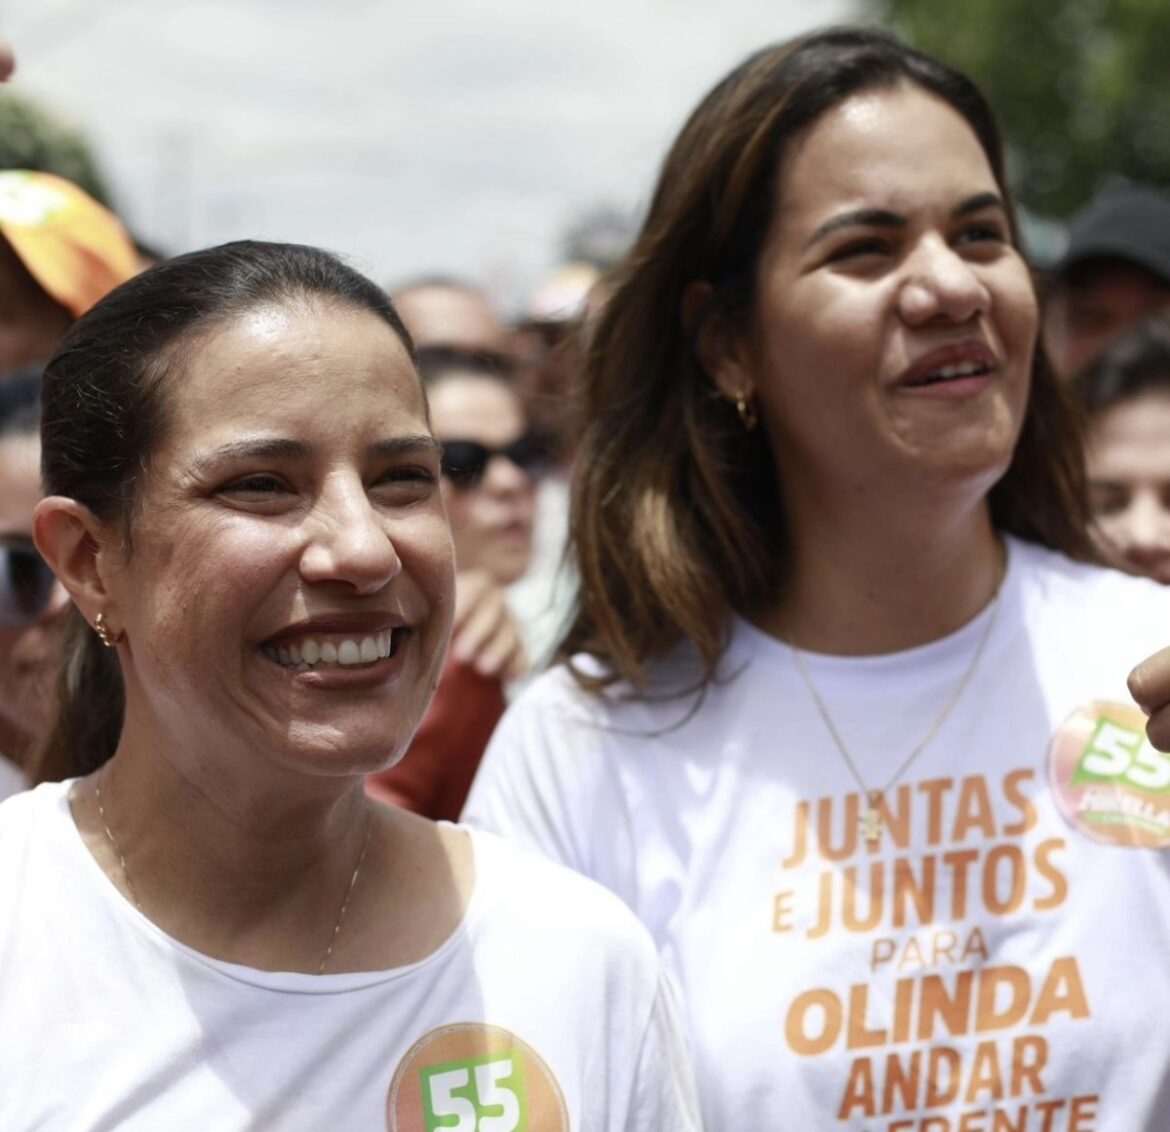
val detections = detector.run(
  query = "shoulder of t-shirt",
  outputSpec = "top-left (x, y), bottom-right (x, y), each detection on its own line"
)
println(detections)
top-left (0, 778), bottom-right (71, 854)
top-left (505, 641), bottom-right (723, 731)
top-left (1008, 536), bottom-right (1170, 628)
top-left (464, 825), bottom-right (661, 971)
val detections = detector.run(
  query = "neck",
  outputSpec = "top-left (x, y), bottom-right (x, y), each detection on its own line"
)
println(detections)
top-left (87, 733), bottom-right (379, 970)
top-left (759, 492), bottom-right (1004, 655)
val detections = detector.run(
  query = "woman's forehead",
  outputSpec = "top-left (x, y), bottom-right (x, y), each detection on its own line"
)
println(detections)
top-left (150, 305), bottom-right (426, 463)
top-left (777, 86), bottom-right (995, 219)
top-left (171, 303), bottom-right (420, 414)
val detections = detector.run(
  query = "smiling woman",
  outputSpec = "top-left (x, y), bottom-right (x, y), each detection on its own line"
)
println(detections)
top-left (462, 26), bottom-right (1170, 1130)
top-left (0, 241), bottom-right (699, 1129)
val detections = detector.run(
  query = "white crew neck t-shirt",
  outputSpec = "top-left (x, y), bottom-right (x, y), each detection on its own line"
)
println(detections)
top-left (0, 782), bottom-right (700, 1131)
top-left (465, 538), bottom-right (1170, 1130)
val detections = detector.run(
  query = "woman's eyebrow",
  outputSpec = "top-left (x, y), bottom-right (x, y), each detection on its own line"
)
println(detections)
top-left (954, 191), bottom-right (1006, 217)
top-left (367, 435), bottom-right (442, 459)
top-left (190, 434), bottom-right (440, 473)
top-left (190, 438), bottom-right (310, 475)
top-left (804, 208), bottom-right (903, 249)
top-left (804, 193), bottom-right (1007, 251)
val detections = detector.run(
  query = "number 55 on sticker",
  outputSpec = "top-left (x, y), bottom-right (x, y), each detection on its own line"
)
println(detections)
top-left (387, 1023), bottom-right (569, 1132)
top-left (422, 1053), bottom-right (526, 1132)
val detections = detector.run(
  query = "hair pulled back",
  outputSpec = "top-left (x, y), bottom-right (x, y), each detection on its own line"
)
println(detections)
top-left (560, 25), bottom-right (1091, 693)
top-left (32, 240), bottom-right (414, 782)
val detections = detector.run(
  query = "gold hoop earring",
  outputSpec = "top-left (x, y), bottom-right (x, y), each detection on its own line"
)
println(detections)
top-left (94, 611), bottom-right (124, 648)
top-left (734, 390), bottom-right (758, 432)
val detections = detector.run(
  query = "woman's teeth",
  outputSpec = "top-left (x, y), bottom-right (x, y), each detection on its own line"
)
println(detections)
top-left (263, 631), bottom-right (397, 669)
top-left (915, 361), bottom-right (990, 385)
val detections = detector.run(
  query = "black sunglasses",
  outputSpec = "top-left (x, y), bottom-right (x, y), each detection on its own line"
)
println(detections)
top-left (0, 538), bottom-right (56, 628)
top-left (440, 433), bottom-right (549, 489)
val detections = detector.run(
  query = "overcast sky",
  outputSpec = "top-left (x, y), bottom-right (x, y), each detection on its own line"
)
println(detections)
top-left (7, 0), bottom-right (858, 312)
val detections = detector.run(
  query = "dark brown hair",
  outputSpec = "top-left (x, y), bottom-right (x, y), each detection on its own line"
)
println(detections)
top-left (31, 240), bottom-right (415, 783)
top-left (559, 25), bottom-right (1092, 692)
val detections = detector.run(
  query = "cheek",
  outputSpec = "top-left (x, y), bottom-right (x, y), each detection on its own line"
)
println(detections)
top-left (401, 512), bottom-right (456, 605)
top-left (124, 517), bottom-right (289, 662)
top-left (999, 270), bottom-right (1040, 349)
top-left (762, 287), bottom-right (882, 390)
top-left (154, 511), bottom-right (282, 580)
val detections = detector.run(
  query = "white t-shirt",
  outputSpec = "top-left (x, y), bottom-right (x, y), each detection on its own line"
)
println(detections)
top-left (465, 537), bottom-right (1170, 1131)
top-left (0, 781), bottom-right (700, 1131)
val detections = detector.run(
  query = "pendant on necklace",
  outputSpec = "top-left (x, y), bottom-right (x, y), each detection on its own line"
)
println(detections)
top-left (859, 790), bottom-right (883, 844)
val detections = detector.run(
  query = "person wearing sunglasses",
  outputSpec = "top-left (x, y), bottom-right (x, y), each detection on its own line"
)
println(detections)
top-left (434, 383), bottom-right (546, 589)
top-left (366, 356), bottom-right (546, 821)
top-left (0, 370), bottom-right (68, 801)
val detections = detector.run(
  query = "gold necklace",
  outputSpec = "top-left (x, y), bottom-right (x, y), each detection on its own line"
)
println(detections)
top-left (94, 766), bottom-right (373, 975)
top-left (788, 580), bottom-right (1002, 846)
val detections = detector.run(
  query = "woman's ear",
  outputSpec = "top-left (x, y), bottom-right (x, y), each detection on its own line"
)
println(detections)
top-left (681, 280), bottom-right (756, 403)
top-left (33, 497), bottom-right (124, 627)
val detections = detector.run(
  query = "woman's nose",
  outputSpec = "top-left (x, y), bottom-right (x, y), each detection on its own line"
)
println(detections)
top-left (298, 480), bottom-right (402, 593)
top-left (898, 238), bottom-right (990, 326)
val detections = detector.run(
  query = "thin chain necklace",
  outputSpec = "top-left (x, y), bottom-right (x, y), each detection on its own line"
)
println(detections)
top-left (94, 766), bottom-right (373, 975)
top-left (788, 576), bottom-right (1003, 846)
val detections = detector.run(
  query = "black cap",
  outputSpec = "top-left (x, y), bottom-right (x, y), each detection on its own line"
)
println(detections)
top-left (1053, 183), bottom-right (1170, 285)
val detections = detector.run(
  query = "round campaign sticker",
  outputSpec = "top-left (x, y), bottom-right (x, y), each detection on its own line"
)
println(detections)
top-left (386, 1022), bottom-right (568, 1131)
top-left (1048, 700), bottom-right (1170, 848)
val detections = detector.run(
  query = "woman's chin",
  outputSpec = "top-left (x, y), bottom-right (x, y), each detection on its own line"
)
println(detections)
top-left (272, 725), bottom-right (414, 782)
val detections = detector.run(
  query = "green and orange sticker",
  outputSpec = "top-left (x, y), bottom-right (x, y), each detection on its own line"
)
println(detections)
top-left (386, 1023), bottom-right (568, 1131)
top-left (1048, 701), bottom-right (1170, 848)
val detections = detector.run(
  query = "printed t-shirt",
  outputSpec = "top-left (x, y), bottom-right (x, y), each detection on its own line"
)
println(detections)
top-left (464, 537), bottom-right (1170, 1131)
top-left (0, 781), bottom-right (700, 1131)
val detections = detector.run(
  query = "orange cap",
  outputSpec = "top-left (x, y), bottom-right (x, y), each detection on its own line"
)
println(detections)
top-left (0, 170), bottom-right (140, 318)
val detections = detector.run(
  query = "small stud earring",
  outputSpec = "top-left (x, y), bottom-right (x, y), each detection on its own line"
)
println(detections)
top-left (94, 611), bottom-right (124, 648)
top-left (733, 389), bottom-right (758, 432)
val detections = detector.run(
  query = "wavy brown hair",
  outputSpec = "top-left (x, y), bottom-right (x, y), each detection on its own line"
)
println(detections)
top-left (558, 25), bottom-right (1093, 693)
